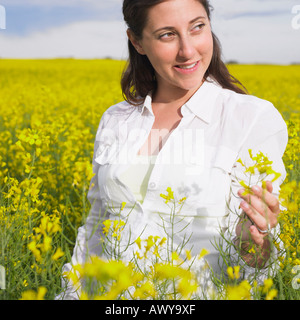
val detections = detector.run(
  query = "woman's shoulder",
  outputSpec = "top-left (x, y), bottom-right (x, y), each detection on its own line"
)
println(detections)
top-left (103, 100), bottom-right (138, 117)
top-left (220, 87), bottom-right (286, 128)
top-left (221, 87), bottom-right (273, 111)
top-left (97, 99), bottom-right (141, 130)
top-left (214, 86), bottom-right (288, 156)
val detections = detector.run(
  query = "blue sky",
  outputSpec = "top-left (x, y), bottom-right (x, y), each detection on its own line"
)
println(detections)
top-left (0, 0), bottom-right (299, 64)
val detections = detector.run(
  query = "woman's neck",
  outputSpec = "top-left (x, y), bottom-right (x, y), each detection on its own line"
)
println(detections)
top-left (152, 78), bottom-right (205, 106)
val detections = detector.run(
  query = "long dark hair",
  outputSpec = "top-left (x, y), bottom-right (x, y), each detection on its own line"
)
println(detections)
top-left (121, 0), bottom-right (247, 105)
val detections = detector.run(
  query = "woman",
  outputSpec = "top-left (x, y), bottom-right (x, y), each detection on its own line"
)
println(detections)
top-left (57, 0), bottom-right (288, 299)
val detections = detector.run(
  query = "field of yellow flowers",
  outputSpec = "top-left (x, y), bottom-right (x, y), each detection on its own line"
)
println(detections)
top-left (0, 59), bottom-right (299, 300)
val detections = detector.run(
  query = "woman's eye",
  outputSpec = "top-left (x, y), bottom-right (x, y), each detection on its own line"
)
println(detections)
top-left (159, 32), bottom-right (175, 39)
top-left (193, 23), bottom-right (205, 31)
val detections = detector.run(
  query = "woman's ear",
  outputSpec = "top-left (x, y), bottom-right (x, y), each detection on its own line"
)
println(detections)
top-left (127, 29), bottom-right (146, 55)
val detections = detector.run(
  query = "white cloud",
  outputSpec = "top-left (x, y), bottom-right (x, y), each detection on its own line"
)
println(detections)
top-left (1, 0), bottom-right (123, 9)
top-left (210, 0), bottom-right (300, 64)
top-left (0, 0), bottom-right (299, 63)
top-left (211, 0), bottom-right (296, 18)
top-left (0, 20), bottom-right (128, 59)
top-left (215, 17), bottom-right (300, 64)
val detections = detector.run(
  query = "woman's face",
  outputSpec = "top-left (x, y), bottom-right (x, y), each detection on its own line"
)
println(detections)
top-left (130, 0), bottom-right (213, 97)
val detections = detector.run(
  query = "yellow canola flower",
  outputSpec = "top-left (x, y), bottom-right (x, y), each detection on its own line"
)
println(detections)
top-left (262, 278), bottom-right (274, 294)
top-left (42, 235), bottom-right (52, 252)
top-left (160, 187), bottom-right (174, 204)
top-left (102, 219), bottom-right (112, 235)
top-left (135, 235), bottom-right (166, 259)
top-left (64, 265), bottom-right (83, 288)
top-left (120, 201), bottom-right (126, 211)
top-left (237, 149), bottom-right (282, 195)
top-left (198, 248), bottom-right (210, 259)
top-left (185, 249), bottom-right (192, 261)
top-left (112, 220), bottom-right (125, 232)
top-left (227, 266), bottom-right (240, 280)
top-left (28, 241), bottom-right (42, 262)
top-left (177, 277), bottom-right (198, 299)
top-left (154, 263), bottom-right (193, 281)
top-left (171, 251), bottom-right (180, 261)
top-left (72, 256), bottom-right (145, 300)
top-left (135, 237), bottom-right (142, 250)
top-left (134, 251), bottom-right (144, 260)
top-left (248, 245), bottom-right (256, 254)
top-left (159, 237), bottom-right (167, 247)
top-left (133, 281), bottom-right (156, 299)
top-left (102, 219), bottom-right (125, 240)
top-left (52, 247), bottom-right (64, 261)
top-left (145, 236), bottom-right (155, 252)
top-left (226, 280), bottom-right (252, 300)
top-left (20, 286), bottom-right (47, 300)
top-left (35, 214), bottom-right (61, 235)
top-left (265, 289), bottom-right (278, 300)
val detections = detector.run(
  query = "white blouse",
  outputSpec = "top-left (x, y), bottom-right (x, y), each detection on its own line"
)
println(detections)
top-left (57, 78), bottom-right (288, 300)
top-left (120, 154), bottom-right (157, 203)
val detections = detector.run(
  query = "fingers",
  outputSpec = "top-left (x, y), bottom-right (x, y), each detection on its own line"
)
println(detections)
top-left (239, 198), bottom-right (272, 232)
top-left (249, 225), bottom-right (265, 246)
top-left (257, 182), bottom-right (279, 214)
top-left (239, 183), bottom-right (280, 217)
top-left (239, 201), bottom-right (270, 245)
top-left (238, 182), bottom-right (279, 236)
top-left (265, 180), bottom-right (273, 193)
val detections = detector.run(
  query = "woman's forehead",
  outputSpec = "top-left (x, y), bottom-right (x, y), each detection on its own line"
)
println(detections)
top-left (145, 0), bottom-right (208, 31)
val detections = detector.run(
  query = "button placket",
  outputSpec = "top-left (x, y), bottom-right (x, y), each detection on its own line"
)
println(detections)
top-left (117, 113), bottom-right (157, 205)
top-left (144, 115), bottom-right (195, 195)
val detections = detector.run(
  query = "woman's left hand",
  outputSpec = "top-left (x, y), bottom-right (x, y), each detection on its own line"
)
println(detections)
top-left (238, 181), bottom-right (279, 247)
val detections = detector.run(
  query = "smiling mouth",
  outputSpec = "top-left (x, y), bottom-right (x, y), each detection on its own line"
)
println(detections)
top-left (176, 62), bottom-right (198, 69)
top-left (174, 61), bottom-right (200, 73)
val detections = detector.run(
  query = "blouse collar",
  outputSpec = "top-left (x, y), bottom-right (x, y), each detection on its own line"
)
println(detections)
top-left (140, 77), bottom-right (222, 124)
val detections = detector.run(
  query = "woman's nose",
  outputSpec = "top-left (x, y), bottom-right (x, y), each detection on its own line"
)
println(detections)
top-left (177, 36), bottom-right (196, 60)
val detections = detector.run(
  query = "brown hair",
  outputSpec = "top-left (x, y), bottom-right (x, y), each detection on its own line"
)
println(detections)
top-left (121, 0), bottom-right (247, 105)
